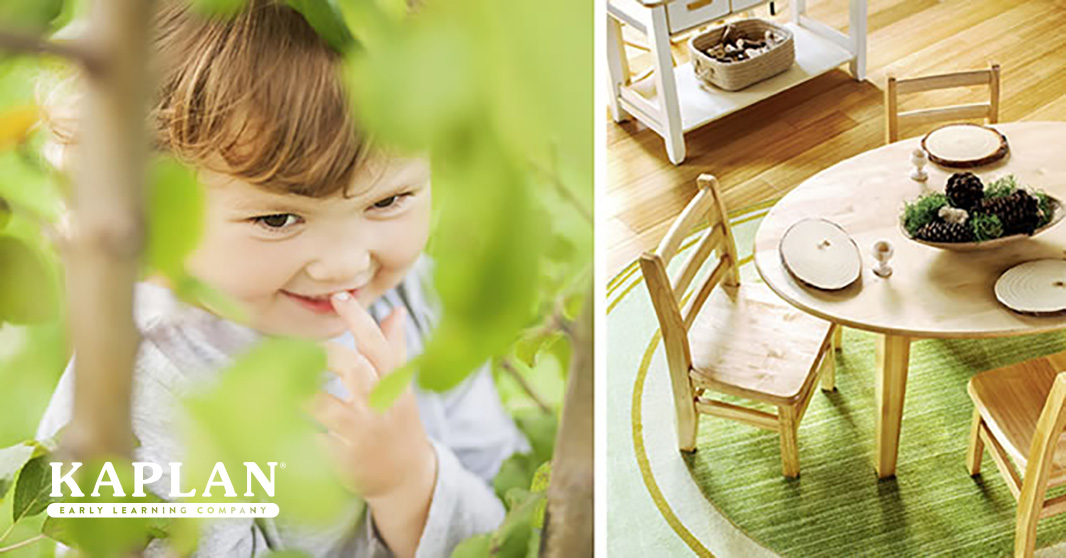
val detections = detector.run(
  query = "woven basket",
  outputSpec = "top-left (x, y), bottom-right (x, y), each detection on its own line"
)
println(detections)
top-left (689, 19), bottom-right (795, 92)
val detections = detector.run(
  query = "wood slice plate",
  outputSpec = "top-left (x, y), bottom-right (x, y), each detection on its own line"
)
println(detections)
top-left (995, 259), bottom-right (1066, 314)
top-left (921, 123), bottom-right (1009, 168)
top-left (780, 218), bottom-right (862, 290)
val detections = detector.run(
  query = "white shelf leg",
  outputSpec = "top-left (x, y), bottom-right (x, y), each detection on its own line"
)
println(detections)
top-left (790, 0), bottom-right (806, 24)
top-left (647, 5), bottom-right (686, 165)
top-left (849, 0), bottom-right (867, 80)
top-left (606, 15), bottom-right (632, 123)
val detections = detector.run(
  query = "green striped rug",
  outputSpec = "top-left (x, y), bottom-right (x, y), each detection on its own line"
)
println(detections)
top-left (607, 202), bottom-right (1066, 557)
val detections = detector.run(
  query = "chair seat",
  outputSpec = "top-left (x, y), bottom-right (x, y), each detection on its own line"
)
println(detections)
top-left (688, 281), bottom-right (834, 406)
top-left (969, 351), bottom-right (1066, 484)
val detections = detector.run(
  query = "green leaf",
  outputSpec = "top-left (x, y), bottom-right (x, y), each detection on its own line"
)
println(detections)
top-left (492, 452), bottom-right (538, 504)
top-left (12, 455), bottom-right (53, 524)
top-left (41, 514), bottom-right (74, 547)
top-left (182, 338), bottom-right (351, 523)
top-left (265, 551), bottom-right (314, 558)
top-left (493, 488), bottom-right (539, 558)
top-left (42, 460), bottom-right (173, 557)
top-left (451, 533), bottom-right (491, 558)
top-left (562, 292), bottom-right (584, 322)
top-left (146, 157), bottom-right (203, 278)
top-left (188, 0), bottom-right (248, 18)
top-left (284, 0), bottom-right (357, 53)
top-left (515, 331), bottom-right (550, 368)
top-left (529, 462), bottom-right (550, 530)
top-left (0, 235), bottom-right (59, 324)
top-left (368, 363), bottom-right (416, 411)
top-left (529, 462), bottom-right (550, 494)
top-left (416, 137), bottom-right (546, 393)
top-left (514, 411), bottom-right (557, 464)
top-left (0, 442), bottom-right (35, 504)
top-left (172, 274), bottom-right (248, 324)
top-left (0, 0), bottom-right (65, 33)
top-left (343, 17), bottom-right (477, 151)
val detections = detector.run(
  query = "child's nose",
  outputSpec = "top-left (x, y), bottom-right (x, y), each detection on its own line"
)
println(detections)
top-left (305, 245), bottom-right (372, 284)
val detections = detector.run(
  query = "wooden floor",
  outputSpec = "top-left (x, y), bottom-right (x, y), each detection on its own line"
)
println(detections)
top-left (606, 0), bottom-right (1066, 277)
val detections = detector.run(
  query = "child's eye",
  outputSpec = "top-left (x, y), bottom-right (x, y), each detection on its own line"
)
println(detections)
top-left (251, 213), bottom-right (302, 232)
top-left (371, 192), bottom-right (412, 211)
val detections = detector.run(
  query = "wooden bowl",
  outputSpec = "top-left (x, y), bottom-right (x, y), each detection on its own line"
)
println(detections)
top-left (902, 197), bottom-right (1065, 252)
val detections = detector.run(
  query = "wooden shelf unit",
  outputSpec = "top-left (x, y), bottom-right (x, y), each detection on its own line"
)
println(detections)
top-left (607, 0), bottom-right (867, 165)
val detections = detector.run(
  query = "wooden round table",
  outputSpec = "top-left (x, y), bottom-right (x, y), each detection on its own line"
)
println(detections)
top-left (754, 121), bottom-right (1066, 479)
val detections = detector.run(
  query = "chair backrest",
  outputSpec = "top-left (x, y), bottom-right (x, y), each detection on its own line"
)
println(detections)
top-left (639, 174), bottom-right (739, 377)
top-left (884, 64), bottom-right (1000, 144)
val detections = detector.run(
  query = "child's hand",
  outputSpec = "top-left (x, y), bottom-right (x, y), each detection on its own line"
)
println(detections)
top-left (310, 292), bottom-right (436, 557)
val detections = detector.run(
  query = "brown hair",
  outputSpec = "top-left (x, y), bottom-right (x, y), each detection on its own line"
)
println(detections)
top-left (43, 0), bottom-right (365, 198)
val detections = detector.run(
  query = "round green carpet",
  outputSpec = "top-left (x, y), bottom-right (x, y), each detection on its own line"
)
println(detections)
top-left (607, 202), bottom-right (1066, 557)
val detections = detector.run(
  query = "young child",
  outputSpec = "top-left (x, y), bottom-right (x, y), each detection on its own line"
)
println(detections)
top-left (34, 1), bottom-right (528, 556)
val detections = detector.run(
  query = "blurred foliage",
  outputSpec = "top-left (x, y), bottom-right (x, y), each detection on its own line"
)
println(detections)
top-left (180, 338), bottom-right (354, 524)
top-left (0, 0), bottom-right (589, 554)
top-left (0, 0), bottom-right (64, 35)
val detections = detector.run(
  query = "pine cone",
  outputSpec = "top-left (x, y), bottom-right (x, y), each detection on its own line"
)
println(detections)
top-left (974, 191), bottom-right (1042, 235)
top-left (946, 172), bottom-right (985, 210)
top-left (916, 221), bottom-right (974, 243)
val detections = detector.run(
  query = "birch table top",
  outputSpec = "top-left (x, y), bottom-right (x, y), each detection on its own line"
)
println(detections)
top-left (754, 121), bottom-right (1066, 340)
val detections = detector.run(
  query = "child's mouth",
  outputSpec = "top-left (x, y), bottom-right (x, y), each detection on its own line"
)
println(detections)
top-left (282, 289), bottom-right (359, 314)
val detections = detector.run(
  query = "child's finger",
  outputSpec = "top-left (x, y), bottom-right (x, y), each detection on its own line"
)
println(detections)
top-left (330, 291), bottom-right (394, 372)
top-left (324, 341), bottom-right (378, 393)
top-left (308, 392), bottom-right (356, 437)
top-left (379, 307), bottom-right (408, 369)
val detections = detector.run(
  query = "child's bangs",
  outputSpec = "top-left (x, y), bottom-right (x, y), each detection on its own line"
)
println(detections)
top-left (152, 0), bottom-right (364, 198)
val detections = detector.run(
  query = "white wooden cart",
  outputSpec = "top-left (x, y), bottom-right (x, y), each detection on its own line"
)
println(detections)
top-left (606, 0), bottom-right (867, 164)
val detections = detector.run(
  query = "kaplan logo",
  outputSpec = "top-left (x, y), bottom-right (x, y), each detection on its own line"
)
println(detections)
top-left (45, 462), bottom-right (281, 518)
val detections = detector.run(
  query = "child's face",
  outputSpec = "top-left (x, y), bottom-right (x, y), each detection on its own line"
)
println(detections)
top-left (185, 155), bottom-right (431, 340)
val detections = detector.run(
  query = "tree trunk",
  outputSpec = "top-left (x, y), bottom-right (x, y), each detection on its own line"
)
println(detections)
top-left (541, 288), bottom-right (594, 557)
top-left (64, 0), bottom-right (154, 461)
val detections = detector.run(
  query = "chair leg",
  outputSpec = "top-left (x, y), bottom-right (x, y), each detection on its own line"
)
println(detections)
top-left (671, 372), bottom-right (699, 452)
top-left (677, 397), bottom-right (699, 453)
top-left (832, 324), bottom-right (843, 351)
top-left (966, 408), bottom-right (985, 476)
top-left (778, 406), bottom-right (800, 478)
top-left (1016, 487), bottom-right (1043, 558)
top-left (820, 346), bottom-right (836, 392)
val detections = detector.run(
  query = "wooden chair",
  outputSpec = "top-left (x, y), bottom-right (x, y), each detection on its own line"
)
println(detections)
top-left (885, 64), bottom-right (1001, 144)
top-left (639, 174), bottom-right (839, 478)
top-left (967, 351), bottom-right (1066, 557)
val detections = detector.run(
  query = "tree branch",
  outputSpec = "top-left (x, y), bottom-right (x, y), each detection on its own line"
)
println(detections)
top-left (0, 29), bottom-right (99, 71)
top-left (64, 0), bottom-right (154, 463)
top-left (530, 159), bottom-right (592, 225)
top-left (500, 358), bottom-right (552, 414)
top-left (540, 285), bottom-right (593, 557)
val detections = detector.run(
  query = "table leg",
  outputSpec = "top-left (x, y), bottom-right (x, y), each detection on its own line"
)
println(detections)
top-left (875, 334), bottom-right (911, 478)
top-left (605, 15), bottom-right (631, 123)
top-left (647, 5), bottom-right (685, 165)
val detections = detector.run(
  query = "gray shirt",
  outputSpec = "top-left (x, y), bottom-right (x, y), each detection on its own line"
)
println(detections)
top-left (36, 258), bottom-right (529, 556)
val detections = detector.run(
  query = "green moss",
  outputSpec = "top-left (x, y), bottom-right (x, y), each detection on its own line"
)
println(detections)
top-left (1034, 191), bottom-right (1053, 228)
top-left (971, 213), bottom-right (1004, 241)
top-left (985, 175), bottom-right (1018, 199)
top-left (902, 193), bottom-right (948, 237)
